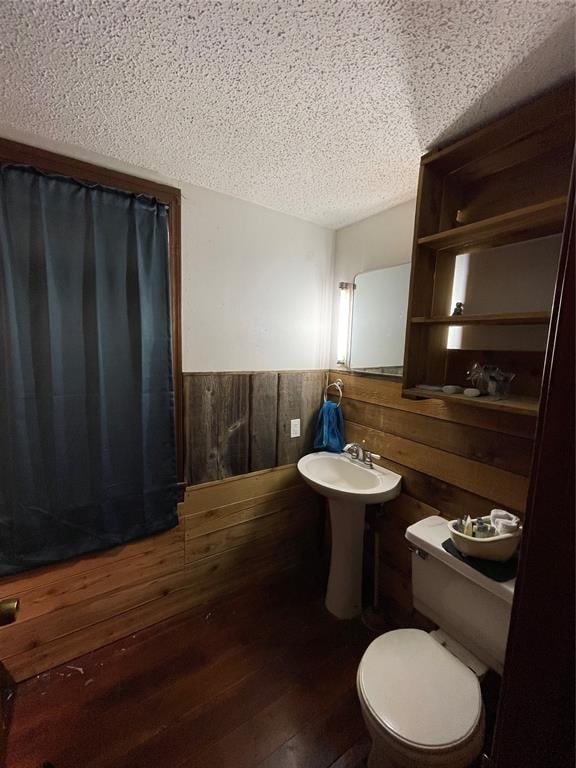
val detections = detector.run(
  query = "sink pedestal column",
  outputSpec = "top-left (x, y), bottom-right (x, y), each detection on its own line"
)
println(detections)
top-left (325, 499), bottom-right (366, 619)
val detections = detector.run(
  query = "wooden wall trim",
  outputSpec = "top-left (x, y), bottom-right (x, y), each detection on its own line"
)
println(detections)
top-left (491, 158), bottom-right (575, 768)
top-left (180, 464), bottom-right (303, 512)
top-left (186, 369), bottom-right (328, 375)
top-left (169, 194), bottom-right (184, 483)
top-left (0, 137), bottom-right (179, 204)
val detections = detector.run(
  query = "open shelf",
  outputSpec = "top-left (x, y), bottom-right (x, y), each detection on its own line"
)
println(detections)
top-left (403, 84), bottom-right (573, 414)
top-left (403, 387), bottom-right (539, 416)
top-left (417, 197), bottom-right (567, 253)
top-left (410, 312), bottom-right (550, 326)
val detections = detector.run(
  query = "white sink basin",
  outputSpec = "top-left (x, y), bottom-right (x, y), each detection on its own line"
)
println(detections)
top-left (297, 451), bottom-right (402, 620)
top-left (297, 451), bottom-right (401, 503)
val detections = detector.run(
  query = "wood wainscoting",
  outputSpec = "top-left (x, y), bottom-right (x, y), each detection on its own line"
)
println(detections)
top-left (0, 466), bottom-right (322, 682)
top-left (184, 370), bottom-right (326, 484)
top-left (331, 370), bottom-right (536, 622)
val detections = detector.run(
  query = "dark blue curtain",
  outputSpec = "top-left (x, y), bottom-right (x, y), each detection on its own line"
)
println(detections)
top-left (0, 165), bottom-right (178, 576)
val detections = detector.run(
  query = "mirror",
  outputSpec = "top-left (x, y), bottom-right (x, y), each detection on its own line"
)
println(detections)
top-left (349, 263), bottom-right (411, 376)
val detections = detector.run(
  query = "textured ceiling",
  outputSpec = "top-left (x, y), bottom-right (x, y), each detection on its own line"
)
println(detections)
top-left (0, 1), bottom-right (574, 228)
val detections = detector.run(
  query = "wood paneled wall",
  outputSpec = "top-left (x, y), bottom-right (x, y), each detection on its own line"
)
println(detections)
top-left (0, 366), bottom-right (533, 681)
top-left (0, 466), bottom-right (322, 682)
top-left (0, 369), bottom-right (326, 682)
top-left (184, 371), bottom-right (325, 484)
top-left (331, 370), bottom-right (536, 623)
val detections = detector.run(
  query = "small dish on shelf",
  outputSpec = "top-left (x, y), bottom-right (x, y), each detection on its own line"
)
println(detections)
top-left (448, 520), bottom-right (521, 562)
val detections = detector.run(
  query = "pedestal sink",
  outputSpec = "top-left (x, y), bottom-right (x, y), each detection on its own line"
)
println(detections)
top-left (297, 451), bottom-right (401, 619)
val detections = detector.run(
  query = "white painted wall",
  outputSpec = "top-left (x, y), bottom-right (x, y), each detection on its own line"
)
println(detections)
top-left (0, 126), bottom-right (334, 372)
top-left (180, 186), bottom-right (333, 371)
top-left (331, 199), bottom-right (416, 367)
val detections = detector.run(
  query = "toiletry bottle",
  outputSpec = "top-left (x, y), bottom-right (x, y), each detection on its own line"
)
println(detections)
top-left (476, 520), bottom-right (488, 538)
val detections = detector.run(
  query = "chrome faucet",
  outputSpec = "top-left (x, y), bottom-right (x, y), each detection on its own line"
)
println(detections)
top-left (343, 442), bottom-right (363, 461)
top-left (343, 441), bottom-right (381, 468)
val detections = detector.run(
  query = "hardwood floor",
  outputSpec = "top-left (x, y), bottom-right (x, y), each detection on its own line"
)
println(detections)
top-left (5, 577), bottom-right (376, 768)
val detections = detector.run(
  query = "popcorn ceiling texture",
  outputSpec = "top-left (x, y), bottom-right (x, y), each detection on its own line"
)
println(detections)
top-left (0, 0), bottom-right (574, 228)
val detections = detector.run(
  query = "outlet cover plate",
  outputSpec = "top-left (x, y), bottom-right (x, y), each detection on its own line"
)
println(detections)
top-left (290, 419), bottom-right (301, 438)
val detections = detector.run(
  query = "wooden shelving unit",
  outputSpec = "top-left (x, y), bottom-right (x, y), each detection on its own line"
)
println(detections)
top-left (403, 388), bottom-right (539, 416)
top-left (417, 197), bottom-right (567, 254)
top-left (402, 80), bottom-right (575, 416)
top-left (411, 312), bottom-right (550, 326)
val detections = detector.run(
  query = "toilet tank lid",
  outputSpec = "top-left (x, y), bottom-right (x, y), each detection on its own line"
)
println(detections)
top-left (405, 516), bottom-right (515, 605)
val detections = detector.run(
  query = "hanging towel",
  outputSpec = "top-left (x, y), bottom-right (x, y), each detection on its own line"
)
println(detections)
top-left (313, 400), bottom-right (346, 453)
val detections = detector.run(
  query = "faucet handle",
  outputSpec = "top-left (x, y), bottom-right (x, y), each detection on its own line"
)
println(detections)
top-left (343, 443), bottom-right (360, 459)
top-left (361, 440), bottom-right (379, 460)
top-left (361, 440), bottom-right (381, 466)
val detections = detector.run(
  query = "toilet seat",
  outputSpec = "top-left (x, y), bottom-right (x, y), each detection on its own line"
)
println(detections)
top-left (357, 628), bottom-right (483, 750)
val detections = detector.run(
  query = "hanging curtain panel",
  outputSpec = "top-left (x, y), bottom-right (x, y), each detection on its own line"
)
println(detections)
top-left (0, 165), bottom-right (179, 576)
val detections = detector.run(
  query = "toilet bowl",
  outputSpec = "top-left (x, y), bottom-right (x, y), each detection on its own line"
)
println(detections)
top-left (357, 629), bottom-right (485, 768)
top-left (356, 517), bottom-right (515, 768)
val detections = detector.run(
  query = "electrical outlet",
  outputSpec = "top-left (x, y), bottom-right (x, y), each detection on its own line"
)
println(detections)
top-left (290, 419), bottom-right (301, 438)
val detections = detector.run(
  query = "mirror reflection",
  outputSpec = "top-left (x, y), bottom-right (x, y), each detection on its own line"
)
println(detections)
top-left (349, 263), bottom-right (411, 376)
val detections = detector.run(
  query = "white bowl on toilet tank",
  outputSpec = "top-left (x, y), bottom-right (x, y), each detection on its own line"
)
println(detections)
top-left (406, 516), bottom-right (515, 674)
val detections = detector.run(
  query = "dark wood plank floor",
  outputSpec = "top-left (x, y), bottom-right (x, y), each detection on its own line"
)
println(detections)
top-left (5, 577), bottom-right (376, 768)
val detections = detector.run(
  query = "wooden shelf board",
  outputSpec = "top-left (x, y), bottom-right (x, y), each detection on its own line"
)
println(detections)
top-left (411, 312), bottom-right (550, 326)
top-left (417, 197), bottom-right (567, 252)
top-left (420, 81), bottom-right (575, 173)
top-left (403, 387), bottom-right (539, 416)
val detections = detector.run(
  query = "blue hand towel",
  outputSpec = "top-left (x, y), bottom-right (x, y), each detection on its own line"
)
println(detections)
top-left (313, 400), bottom-right (346, 453)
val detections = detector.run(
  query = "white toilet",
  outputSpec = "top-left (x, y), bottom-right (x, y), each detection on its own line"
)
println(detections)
top-left (357, 516), bottom-right (515, 768)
